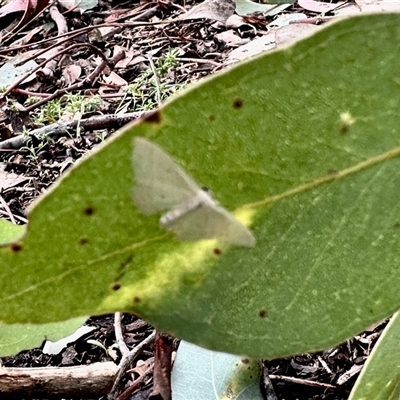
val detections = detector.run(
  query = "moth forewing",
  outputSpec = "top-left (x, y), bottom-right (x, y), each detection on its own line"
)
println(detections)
top-left (133, 137), bottom-right (200, 214)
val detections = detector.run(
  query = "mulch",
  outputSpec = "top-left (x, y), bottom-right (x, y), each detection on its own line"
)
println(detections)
top-left (0, 0), bottom-right (388, 398)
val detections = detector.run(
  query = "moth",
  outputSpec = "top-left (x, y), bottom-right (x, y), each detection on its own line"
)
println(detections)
top-left (132, 137), bottom-right (256, 247)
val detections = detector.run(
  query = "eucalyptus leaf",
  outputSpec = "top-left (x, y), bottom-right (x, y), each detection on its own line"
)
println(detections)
top-left (0, 219), bottom-right (25, 244)
top-left (1, 13), bottom-right (400, 360)
top-left (348, 313), bottom-right (400, 400)
top-left (171, 340), bottom-right (263, 400)
top-left (0, 317), bottom-right (87, 357)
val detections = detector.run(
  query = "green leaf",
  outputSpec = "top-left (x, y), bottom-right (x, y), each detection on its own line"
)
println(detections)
top-left (171, 341), bottom-right (263, 400)
top-left (0, 219), bottom-right (25, 244)
top-left (1, 13), bottom-right (400, 359)
top-left (0, 317), bottom-right (87, 357)
top-left (348, 313), bottom-right (400, 400)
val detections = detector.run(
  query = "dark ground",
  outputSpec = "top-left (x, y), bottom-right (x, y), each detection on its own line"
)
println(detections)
top-left (0, 0), bottom-right (389, 398)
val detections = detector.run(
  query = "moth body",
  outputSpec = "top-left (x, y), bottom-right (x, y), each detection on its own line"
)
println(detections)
top-left (160, 190), bottom-right (216, 227)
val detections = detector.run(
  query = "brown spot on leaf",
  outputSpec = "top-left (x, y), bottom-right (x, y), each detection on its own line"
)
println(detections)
top-left (393, 222), bottom-right (400, 228)
top-left (111, 283), bottom-right (121, 291)
top-left (209, 114), bottom-right (216, 122)
top-left (79, 237), bottom-right (89, 245)
top-left (259, 309), bottom-right (267, 318)
top-left (134, 296), bottom-right (141, 303)
top-left (233, 98), bottom-right (244, 109)
top-left (84, 206), bottom-right (95, 216)
top-left (327, 169), bottom-right (338, 176)
top-left (10, 243), bottom-right (22, 252)
top-left (241, 358), bottom-right (250, 364)
top-left (213, 248), bottom-right (222, 255)
top-left (144, 110), bottom-right (161, 124)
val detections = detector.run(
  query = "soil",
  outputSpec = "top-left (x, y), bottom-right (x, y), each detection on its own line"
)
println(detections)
top-left (0, 0), bottom-right (388, 399)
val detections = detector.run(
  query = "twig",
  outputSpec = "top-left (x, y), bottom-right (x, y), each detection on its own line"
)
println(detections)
top-left (114, 312), bottom-right (129, 356)
top-left (101, 5), bottom-right (160, 39)
top-left (0, 362), bottom-right (118, 398)
top-left (62, 0), bottom-right (84, 14)
top-left (108, 330), bottom-right (156, 399)
top-left (6, 212), bottom-right (27, 224)
top-left (0, 20), bottom-right (172, 54)
top-left (36, 4), bottom-right (69, 81)
top-left (318, 355), bottom-right (333, 374)
top-left (269, 374), bottom-right (337, 390)
top-left (149, 332), bottom-right (173, 400)
top-left (175, 57), bottom-right (223, 67)
top-left (115, 363), bottom-right (153, 400)
top-left (0, 195), bottom-right (16, 224)
top-left (261, 368), bottom-right (278, 400)
top-left (22, 48), bottom-right (125, 114)
top-left (336, 364), bottom-right (362, 385)
top-left (147, 55), bottom-right (162, 106)
top-left (0, 111), bottom-right (148, 149)
top-left (1, 0), bottom-right (55, 46)
top-left (107, 4), bottom-right (159, 24)
top-left (10, 89), bottom-right (51, 98)
top-left (290, 16), bottom-right (335, 25)
top-left (333, 0), bottom-right (361, 12)
top-left (1, 43), bottom-right (107, 99)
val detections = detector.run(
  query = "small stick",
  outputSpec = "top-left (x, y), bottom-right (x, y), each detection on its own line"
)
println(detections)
top-left (174, 57), bottom-right (222, 67)
top-left (115, 363), bottom-right (153, 400)
top-left (269, 374), bottom-right (337, 390)
top-left (1, 43), bottom-right (107, 99)
top-left (108, 330), bottom-right (156, 399)
top-left (1, 0), bottom-right (55, 46)
top-left (261, 368), bottom-right (278, 400)
top-left (0, 195), bottom-right (16, 224)
top-left (0, 20), bottom-right (172, 54)
top-left (0, 111), bottom-right (147, 149)
top-left (147, 55), bottom-right (162, 106)
top-left (114, 312), bottom-right (129, 356)
top-left (0, 362), bottom-right (118, 398)
top-left (318, 355), bottom-right (333, 374)
top-left (149, 332), bottom-right (173, 400)
top-left (22, 48), bottom-right (125, 114)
